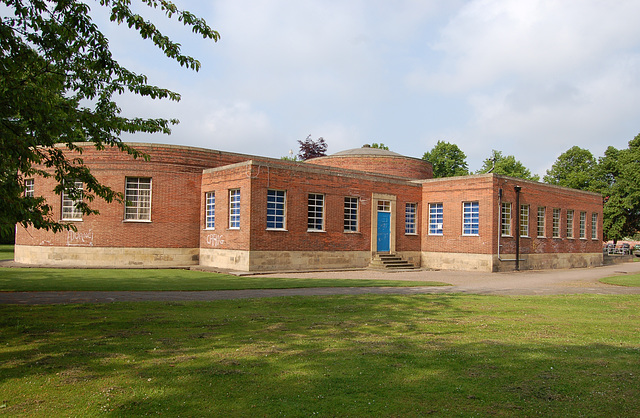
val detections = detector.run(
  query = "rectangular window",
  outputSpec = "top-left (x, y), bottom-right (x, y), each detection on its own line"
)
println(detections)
top-left (405, 203), bottom-right (417, 234)
top-left (591, 213), bottom-right (598, 240)
top-left (520, 205), bottom-right (529, 237)
top-left (229, 189), bottom-right (241, 229)
top-left (377, 200), bottom-right (391, 212)
top-left (501, 202), bottom-right (512, 236)
top-left (463, 202), bottom-right (479, 235)
top-left (429, 203), bottom-right (443, 235)
top-left (344, 197), bottom-right (359, 232)
top-left (579, 211), bottom-right (586, 239)
top-left (552, 208), bottom-right (561, 238)
top-left (537, 206), bottom-right (546, 237)
top-left (205, 192), bottom-right (215, 229)
top-left (24, 179), bottom-right (34, 197)
top-left (125, 177), bottom-right (152, 221)
top-left (308, 193), bottom-right (325, 231)
top-left (566, 209), bottom-right (574, 238)
top-left (267, 190), bottom-right (286, 230)
top-left (61, 180), bottom-right (83, 220)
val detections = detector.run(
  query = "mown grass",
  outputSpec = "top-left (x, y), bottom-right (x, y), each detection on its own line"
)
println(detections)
top-left (0, 244), bottom-right (13, 260)
top-left (1, 294), bottom-right (639, 416)
top-left (600, 274), bottom-right (640, 287)
top-left (0, 268), bottom-right (446, 292)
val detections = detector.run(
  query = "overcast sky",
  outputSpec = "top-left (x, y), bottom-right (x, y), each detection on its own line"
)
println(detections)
top-left (94, 0), bottom-right (640, 177)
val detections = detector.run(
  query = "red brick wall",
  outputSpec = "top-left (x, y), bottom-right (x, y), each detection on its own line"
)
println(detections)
top-left (308, 155), bottom-right (433, 180)
top-left (420, 174), bottom-right (603, 255)
top-left (200, 162), bottom-right (423, 252)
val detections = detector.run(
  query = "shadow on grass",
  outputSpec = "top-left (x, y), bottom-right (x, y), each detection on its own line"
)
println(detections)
top-left (0, 294), bottom-right (638, 416)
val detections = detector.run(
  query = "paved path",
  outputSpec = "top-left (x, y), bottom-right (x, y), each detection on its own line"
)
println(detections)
top-left (1, 262), bottom-right (640, 305)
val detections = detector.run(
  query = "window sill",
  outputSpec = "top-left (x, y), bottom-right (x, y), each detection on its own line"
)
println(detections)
top-left (307, 229), bottom-right (326, 233)
top-left (62, 219), bottom-right (83, 222)
top-left (228, 227), bottom-right (240, 231)
top-left (343, 230), bottom-right (360, 234)
top-left (429, 233), bottom-right (443, 236)
top-left (266, 228), bottom-right (288, 232)
top-left (462, 234), bottom-right (480, 237)
top-left (123, 219), bottom-right (152, 223)
top-left (405, 233), bottom-right (419, 236)
top-left (204, 228), bottom-right (216, 231)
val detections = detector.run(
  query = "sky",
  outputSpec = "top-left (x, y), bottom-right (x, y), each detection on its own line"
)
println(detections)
top-left (92, 0), bottom-right (640, 177)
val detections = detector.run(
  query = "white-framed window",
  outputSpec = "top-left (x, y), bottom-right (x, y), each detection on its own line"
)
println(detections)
top-left (229, 189), bottom-right (241, 229)
top-left (537, 206), bottom-right (546, 238)
top-left (552, 208), bottom-right (561, 238)
top-left (463, 201), bottom-right (479, 235)
top-left (267, 189), bottom-right (286, 230)
top-left (344, 197), bottom-right (358, 232)
top-left (501, 202), bottom-right (512, 237)
top-left (205, 192), bottom-right (215, 229)
top-left (579, 211), bottom-right (586, 239)
top-left (566, 209), bottom-right (574, 238)
top-left (125, 177), bottom-right (152, 221)
top-left (520, 205), bottom-right (529, 237)
top-left (429, 203), bottom-right (443, 235)
top-left (62, 180), bottom-right (83, 221)
top-left (308, 193), bottom-right (325, 231)
top-left (377, 200), bottom-right (391, 212)
top-left (405, 203), bottom-right (417, 235)
top-left (591, 213), bottom-right (598, 240)
top-left (24, 179), bottom-right (34, 197)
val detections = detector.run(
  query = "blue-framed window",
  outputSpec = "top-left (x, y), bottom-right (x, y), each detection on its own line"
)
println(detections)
top-left (267, 190), bottom-right (286, 229)
top-left (429, 203), bottom-right (443, 235)
top-left (405, 203), bottom-right (417, 234)
top-left (229, 189), bottom-right (240, 229)
top-left (463, 201), bottom-right (479, 235)
top-left (205, 192), bottom-right (215, 229)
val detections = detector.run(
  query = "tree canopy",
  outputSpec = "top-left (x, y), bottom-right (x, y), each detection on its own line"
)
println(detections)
top-left (297, 135), bottom-right (327, 160)
top-left (0, 0), bottom-right (219, 239)
top-left (476, 150), bottom-right (540, 182)
top-left (543, 146), bottom-right (599, 190)
top-left (422, 140), bottom-right (469, 178)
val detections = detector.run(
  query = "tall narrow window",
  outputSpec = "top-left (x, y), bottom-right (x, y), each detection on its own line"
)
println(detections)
top-left (205, 192), bottom-right (215, 229)
top-left (591, 213), bottom-right (598, 240)
top-left (501, 202), bottom-right (512, 236)
top-left (344, 197), bottom-right (358, 232)
top-left (429, 203), bottom-right (443, 235)
top-left (308, 193), bottom-right (324, 231)
top-left (552, 208), bottom-right (561, 238)
top-left (24, 179), bottom-right (34, 197)
top-left (62, 181), bottom-right (83, 220)
top-left (125, 177), bottom-right (152, 221)
top-left (463, 202), bottom-right (479, 235)
top-left (566, 209), bottom-right (574, 238)
top-left (520, 205), bottom-right (529, 237)
top-left (405, 203), bottom-right (417, 234)
top-left (267, 190), bottom-right (286, 229)
top-left (537, 206), bottom-right (546, 237)
top-left (229, 189), bottom-right (241, 229)
top-left (579, 211), bottom-right (586, 239)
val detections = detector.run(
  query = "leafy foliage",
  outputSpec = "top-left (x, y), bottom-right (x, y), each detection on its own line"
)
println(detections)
top-left (370, 142), bottom-right (389, 150)
top-left (0, 0), bottom-right (219, 239)
top-left (543, 146), bottom-right (599, 190)
top-left (297, 135), bottom-right (327, 160)
top-left (476, 150), bottom-right (540, 181)
top-left (422, 140), bottom-right (469, 178)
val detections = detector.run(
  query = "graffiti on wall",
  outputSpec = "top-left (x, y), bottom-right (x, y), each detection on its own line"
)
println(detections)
top-left (206, 233), bottom-right (225, 247)
top-left (67, 230), bottom-right (94, 247)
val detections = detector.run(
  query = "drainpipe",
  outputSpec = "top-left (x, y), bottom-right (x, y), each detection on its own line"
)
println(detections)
top-left (514, 185), bottom-right (521, 271)
top-left (497, 188), bottom-right (503, 261)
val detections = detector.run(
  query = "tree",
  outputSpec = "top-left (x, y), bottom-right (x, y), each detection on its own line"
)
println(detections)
top-left (422, 140), bottom-right (469, 178)
top-left (476, 150), bottom-right (540, 181)
top-left (370, 143), bottom-right (389, 150)
top-left (543, 146), bottom-right (599, 190)
top-left (297, 135), bottom-right (327, 160)
top-left (0, 0), bottom-right (219, 239)
top-left (599, 134), bottom-right (640, 241)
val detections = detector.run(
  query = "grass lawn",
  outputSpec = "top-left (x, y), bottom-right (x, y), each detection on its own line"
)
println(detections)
top-left (0, 268), bottom-right (447, 292)
top-left (0, 244), bottom-right (13, 260)
top-left (600, 274), bottom-right (640, 287)
top-left (1, 294), bottom-right (639, 416)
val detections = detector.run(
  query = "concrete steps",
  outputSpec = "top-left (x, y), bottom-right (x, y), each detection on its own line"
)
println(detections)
top-left (369, 253), bottom-right (418, 270)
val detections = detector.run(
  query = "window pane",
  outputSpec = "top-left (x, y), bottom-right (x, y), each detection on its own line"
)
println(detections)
top-left (501, 202), bottom-right (511, 236)
top-left (520, 205), bottom-right (529, 237)
top-left (579, 211), bottom-right (586, 239)
top-left (308, 193), bottom-right (324, 231)
top-left (463, 202), bottom-right (479, 235)
top-left (429, 203), bottom-right (443, 235)
top-left (552, 208), bottom-right (561, 238)
top-left (125, 177), bottom-right (152, 221)
top-left (591, 213), bottom-right (598, 240)
top-left (405, 203), bottom-right (417, 234)
top-left (566, 210), bottom-right (574, 238)
top-left (267, 190), bottom-right (286, 229)
top-left (62, 180), bottom-right (83, 220)
top-left (229, 189), bottom-right (241, 228)
top-left (24, 179), bottom-right (34, 197)
top-left (344, 197), bottom-right (358, 232)
top-left (537, 207), bottom-right (545, 237)
top-left (205, 192), bottom-right (215, 229)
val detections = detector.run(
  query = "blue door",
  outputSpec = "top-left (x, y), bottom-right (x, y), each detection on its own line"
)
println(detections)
top-left (377, 211), bottom-right (391, 252)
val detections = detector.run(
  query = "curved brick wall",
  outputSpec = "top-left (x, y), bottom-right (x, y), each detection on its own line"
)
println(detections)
top-left (307, 154), bottom-right (433, 180)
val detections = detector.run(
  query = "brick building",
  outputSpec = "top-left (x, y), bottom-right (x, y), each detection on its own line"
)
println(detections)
top-left (15, 143), bottom-right (604, 272)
